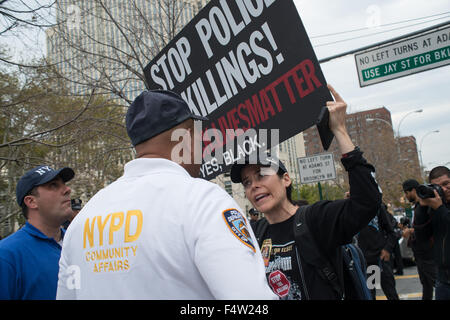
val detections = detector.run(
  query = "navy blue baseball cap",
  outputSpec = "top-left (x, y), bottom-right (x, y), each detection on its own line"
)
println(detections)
top-left (126, 90), bottom-right (208, 146)
top-left (230, 154), bottom-right (288, 183)
top-left (16, 165), bottom-right (75, 206)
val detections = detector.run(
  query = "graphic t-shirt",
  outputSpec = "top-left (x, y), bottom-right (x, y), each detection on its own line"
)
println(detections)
top-left (261, 215), bottom-right (304, 300)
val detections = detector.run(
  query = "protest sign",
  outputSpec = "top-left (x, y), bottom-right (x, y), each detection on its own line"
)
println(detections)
top-left (144, 0), bottom-right (333, 180)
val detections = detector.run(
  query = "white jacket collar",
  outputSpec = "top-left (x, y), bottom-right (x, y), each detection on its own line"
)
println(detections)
top-left (123, 158), bottom-right (191, 178)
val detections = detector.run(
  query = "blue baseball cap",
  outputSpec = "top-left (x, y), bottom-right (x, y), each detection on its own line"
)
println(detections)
top-left (16, 165), bottom-right (75, 206)
top-left (126, 90), bottom-right (208, 146)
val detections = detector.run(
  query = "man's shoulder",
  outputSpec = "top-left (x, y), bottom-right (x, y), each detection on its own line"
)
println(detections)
top-left (0, 228), bottom-right (30, 259)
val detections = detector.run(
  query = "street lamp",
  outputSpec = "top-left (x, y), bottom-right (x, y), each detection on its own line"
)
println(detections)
top-left (397, 109), bottom-right (423, 137)
top-left (419, 130), bottom-right (440, 181)
top-left (366, 117), bottom-right (394, 129)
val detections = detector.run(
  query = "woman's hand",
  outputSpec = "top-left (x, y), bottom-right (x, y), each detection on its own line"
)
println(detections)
top-left (326, 84), bottom-right (355, 154)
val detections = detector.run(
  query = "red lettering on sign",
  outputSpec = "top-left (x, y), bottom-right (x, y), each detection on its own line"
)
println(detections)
top-left (202, 58), bottom-right (323, 156)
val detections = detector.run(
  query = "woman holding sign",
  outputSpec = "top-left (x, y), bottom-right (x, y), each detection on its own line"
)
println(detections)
top-left (230, 85), bottom-right (382, 300)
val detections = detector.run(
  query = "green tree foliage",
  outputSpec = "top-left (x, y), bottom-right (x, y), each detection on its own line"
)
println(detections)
top-left (291, 182), bottom-right (346, 204)
top-left (0, 58), bottom-right (131, 237)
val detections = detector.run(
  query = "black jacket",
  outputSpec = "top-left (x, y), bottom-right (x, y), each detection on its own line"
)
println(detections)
top-left (252, 149), bottom-right (382, 299)
top-left (357, 203), bottom-right (398, 265)
top-left (414, 202), bottom-right (450, 283)
top-left (408, 204), bottom-right (434, 260)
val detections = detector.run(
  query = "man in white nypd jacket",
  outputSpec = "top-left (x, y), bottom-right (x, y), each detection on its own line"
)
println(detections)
top-left (57, 90), bottom-right (277, 300)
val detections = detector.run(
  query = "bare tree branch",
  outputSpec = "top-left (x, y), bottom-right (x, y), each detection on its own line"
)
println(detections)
top-left (0, 87), bottom-right (96, 149)
top-left (0, 0), bottom-right (56, 33)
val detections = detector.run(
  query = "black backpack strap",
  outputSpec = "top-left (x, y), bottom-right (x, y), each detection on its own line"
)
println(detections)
top-left (252, 217), bottom-right (269, 248)
top-left (293, 205), bottom-right (344, 299)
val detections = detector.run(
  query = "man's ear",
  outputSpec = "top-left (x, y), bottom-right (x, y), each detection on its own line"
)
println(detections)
top-left (23, 194), bottom-right (38, 210)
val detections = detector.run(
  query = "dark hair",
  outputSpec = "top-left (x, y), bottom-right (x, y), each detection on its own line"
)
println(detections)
top-left (429, 166), bottom-right (450, 183)
top-left (402, 179), bottom-right (419, 192)
top-left (275, 168), bottom-right (298, 205)
top-left (21, 187), bottom-right (38, 219)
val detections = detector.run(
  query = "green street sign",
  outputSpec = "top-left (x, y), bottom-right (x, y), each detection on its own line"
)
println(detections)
top-left (355, 24), bottom-right (450, 87)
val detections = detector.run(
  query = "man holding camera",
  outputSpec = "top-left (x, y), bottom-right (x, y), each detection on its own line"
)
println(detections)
top-left (401, 179), bottom-right (436, 300)
top-left (413, 166), bottom-right (450, 300)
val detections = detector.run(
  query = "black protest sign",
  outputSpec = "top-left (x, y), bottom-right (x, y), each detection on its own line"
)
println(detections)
top-left (144, 0), bottom-right (333, 180)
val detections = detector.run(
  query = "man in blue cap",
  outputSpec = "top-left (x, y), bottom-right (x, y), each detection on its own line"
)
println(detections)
top-left (0, 165), bottom-right (74, 299)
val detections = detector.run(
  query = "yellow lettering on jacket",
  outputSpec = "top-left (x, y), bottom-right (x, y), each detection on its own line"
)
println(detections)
top-left (125, 210), bottom-right (143, 243)
top-left (109, 212), bottom-right (124, 245)
top-left (82, 210), bottom-right (144, 248)
top-left (97, 214), bottom-right (111, 246)
top-left (83, 216), bottom-right (96, 249)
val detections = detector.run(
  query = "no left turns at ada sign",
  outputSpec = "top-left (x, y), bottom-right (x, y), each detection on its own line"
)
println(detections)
top-left (355, 24), bottom-right (450, 87)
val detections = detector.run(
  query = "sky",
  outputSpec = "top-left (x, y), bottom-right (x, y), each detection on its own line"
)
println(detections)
top-left (1, 0), bottom-right (449, 173)
top-left (293, 0), bottom-right (450, 173)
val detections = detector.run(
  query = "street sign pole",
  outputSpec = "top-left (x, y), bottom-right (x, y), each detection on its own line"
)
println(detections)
top-left (318, 182), bottom-right (323, 200)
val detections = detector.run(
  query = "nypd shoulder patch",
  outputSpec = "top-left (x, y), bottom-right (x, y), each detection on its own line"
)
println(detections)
top-left (222, 208), bottom-right (255, 252)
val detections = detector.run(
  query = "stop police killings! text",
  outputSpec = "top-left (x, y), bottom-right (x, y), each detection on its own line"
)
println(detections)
top-left (148, 0), bottom-right (281, 117)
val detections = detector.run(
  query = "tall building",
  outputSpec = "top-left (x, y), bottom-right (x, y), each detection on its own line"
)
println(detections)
top-left (46, 0), bottom-right (208, 101)
top-left (397, 136), bottom-right (422, 179)
top-left (303, 106), bottom-right (394, 158)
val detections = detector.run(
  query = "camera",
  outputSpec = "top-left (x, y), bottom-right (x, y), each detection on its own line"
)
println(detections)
top-left (399, 216), bottom-right (411, 228)
top-left (416, 183), bottom-right (445, 202)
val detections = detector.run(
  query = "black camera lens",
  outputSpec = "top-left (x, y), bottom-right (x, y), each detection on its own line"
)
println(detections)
top-left (416, 184), bottom-right (445, 201)
top-left (416, 184), bottom-right (436, 199)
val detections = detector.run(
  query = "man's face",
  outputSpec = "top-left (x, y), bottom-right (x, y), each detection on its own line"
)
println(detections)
top-left (32, 177), bottom-right (73, 225)
top-left (404, 189), bottom-right (418, 203)
top-left (430, 174), bottom-right (450, 203)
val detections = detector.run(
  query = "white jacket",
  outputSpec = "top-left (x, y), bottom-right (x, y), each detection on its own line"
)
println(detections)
top-left (57, 158), bottom-right (277, 300)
